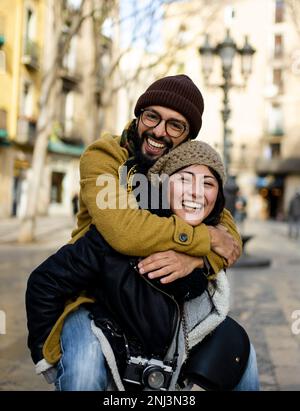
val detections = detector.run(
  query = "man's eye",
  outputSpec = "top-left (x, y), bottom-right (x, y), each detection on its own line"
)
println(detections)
top-left (146, 112), bottom-right (159, 121)
top-left (168, 121), bottom-right (184, 131)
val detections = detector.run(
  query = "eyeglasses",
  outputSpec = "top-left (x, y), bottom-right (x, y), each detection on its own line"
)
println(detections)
top-left (140, 109), bottom-right (188, 138)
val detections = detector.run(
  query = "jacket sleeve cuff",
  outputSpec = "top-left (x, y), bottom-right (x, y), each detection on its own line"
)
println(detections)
top-left (35, 358), bottom-right (54, 374)
top-left (35, 359), bottom-right (57, 384)
top-left (173, 216), bottom-right (194, 245)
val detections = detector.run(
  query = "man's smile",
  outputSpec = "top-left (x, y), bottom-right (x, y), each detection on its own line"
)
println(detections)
top-left (142, 135), bottom-right (169, 157)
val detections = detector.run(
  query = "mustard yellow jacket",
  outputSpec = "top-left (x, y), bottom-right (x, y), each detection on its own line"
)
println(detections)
top-left (42, 133), bottom-right (242, 364)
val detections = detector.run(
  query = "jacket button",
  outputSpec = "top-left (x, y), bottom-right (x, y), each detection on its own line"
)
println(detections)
top-left (179, 233), bottom-right (188, 242)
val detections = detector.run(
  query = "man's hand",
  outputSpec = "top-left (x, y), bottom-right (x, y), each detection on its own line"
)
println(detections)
top-left (207, 225), bottom-right (241, 267)
top-left (138, 251), bottom-right (204, 284)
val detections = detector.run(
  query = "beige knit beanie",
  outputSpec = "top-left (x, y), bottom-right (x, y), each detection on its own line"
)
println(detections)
top-left (148, 140), bottom-right (226, 185)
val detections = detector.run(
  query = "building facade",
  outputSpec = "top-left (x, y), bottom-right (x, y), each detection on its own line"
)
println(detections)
top-left (160, 0), bottom-right (300, 219)
top-left (0, 0), bottom-right (118, 218)
top-left (0, 0), bottom-right (46, 218)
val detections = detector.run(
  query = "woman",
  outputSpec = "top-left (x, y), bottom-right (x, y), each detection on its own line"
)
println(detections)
top-left (26, 140), bottom-right (259, 391)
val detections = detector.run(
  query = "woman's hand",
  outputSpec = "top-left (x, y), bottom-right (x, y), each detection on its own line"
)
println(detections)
top-left (138, 251), bottom-right (204, 284)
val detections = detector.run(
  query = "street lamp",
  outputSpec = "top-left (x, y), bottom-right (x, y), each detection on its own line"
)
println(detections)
top-left (199, 29), bottom-right (255, 216)
top-left (199, 31), bottom-right (270, 269)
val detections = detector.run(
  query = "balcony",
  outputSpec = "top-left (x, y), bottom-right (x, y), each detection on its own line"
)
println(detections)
top-left (17, 116), bottom-right (37, 144)
top-left (59, 65), bottom-right (81, 88)
top-left (22, 39), bottom-right (40, 71)
top-left (256, 157), bottom-right (300, 175)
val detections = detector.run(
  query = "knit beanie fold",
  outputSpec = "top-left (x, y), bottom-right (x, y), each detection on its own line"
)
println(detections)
top-left (134, 75), bottom-right (204, 139)
top-left (148, 140), bottom-right (226, 186)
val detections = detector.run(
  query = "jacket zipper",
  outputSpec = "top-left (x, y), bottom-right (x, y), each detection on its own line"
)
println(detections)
top-left (132, 262), bottom-right (181, 361)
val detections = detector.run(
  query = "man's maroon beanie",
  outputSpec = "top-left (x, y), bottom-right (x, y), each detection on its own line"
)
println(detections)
top-left (134, 74), bottom-right (204, 139)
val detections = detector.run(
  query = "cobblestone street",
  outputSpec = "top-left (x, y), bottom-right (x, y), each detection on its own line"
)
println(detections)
top-left (0, 217), bottom-right (299, 391)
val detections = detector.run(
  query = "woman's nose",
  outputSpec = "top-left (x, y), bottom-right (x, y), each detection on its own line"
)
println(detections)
top-left (192, 179), bottom-right (204, 199)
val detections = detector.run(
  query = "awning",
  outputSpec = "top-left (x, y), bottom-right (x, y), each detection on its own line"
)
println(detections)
top-left (256, 157), bottom-right (300, 175)
top-left (48, 139), bottom-right (85, 157)
top-left (0, 130), bottom-right (10, 146)
top-left (256, 175), bottom-right (284, 189)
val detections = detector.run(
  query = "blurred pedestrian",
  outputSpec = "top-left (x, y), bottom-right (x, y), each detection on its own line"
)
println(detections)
top-left (72, 193), bottom-right (79, 217)
top-left (235, 191), bottom-right (247, 233)
top-left (288, 190), bottom-right (300, 239)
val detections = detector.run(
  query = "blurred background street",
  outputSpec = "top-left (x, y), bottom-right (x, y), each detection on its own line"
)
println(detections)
top-left (1, 0), bottom-right (300, 392)
top-left (0, 216), bottom-right (300, 391)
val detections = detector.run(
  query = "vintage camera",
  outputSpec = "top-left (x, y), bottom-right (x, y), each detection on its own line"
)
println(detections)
top-left (123, 356), bottom-right (173, 390)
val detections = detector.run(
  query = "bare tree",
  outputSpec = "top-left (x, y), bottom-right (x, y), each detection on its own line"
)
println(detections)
top-left (18, 0), bottom-right (115, 242)
top-left (18, 0), bottom-right (222, 242)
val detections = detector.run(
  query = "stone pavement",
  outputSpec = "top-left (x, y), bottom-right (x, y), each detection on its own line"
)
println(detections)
top-left (0, 216), bottom-right (299, 391)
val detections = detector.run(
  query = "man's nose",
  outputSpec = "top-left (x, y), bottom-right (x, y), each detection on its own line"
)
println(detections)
top-left (152, 120), bottom-right (167, 138)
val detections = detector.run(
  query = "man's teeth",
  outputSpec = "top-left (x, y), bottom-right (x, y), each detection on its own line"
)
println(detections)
top-left (182, 201), bottom-right (203, 210)
top-left (148, 138), bottom-right (165, 149)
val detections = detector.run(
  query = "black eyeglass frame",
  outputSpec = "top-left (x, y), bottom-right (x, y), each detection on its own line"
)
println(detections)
top-left (139, 108), bottom-right (189, 138)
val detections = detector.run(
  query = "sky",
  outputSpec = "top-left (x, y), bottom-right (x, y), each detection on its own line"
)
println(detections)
top-left (119, 0), bottom-right (164, 52)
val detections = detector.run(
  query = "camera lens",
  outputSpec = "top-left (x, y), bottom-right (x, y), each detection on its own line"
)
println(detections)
top-left (143, 366), bottom-right (165, 389)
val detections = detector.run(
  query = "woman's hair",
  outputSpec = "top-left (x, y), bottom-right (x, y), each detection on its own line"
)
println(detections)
top-left (202, 167), bottom-right (225, 226)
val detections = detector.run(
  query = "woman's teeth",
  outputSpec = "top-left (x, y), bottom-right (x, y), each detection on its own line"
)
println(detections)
top-left (182, 201), bottom-right (203, 210)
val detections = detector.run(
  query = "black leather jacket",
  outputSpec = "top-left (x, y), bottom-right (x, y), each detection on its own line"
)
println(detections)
top-left (26, 226), bottom-right (208, 365)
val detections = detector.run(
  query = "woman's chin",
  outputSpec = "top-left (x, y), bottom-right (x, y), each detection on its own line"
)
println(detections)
top-left (182, 211), bottom-right (204, 226)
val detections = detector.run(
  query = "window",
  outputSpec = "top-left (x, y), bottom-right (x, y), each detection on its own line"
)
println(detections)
top-left (268, 103), bottom-right (284, 136)
top-left (51, 172), bottom-right (65, 204)
top-left (0, 50), bottom-right (5, 73)
top-left (20, 81), bottom-right (34, 117)
top-left (269, 143), bottom-right (281, 158)
top-left (224, 5), bottom-right (235, 27)
top-left (275, 0), bottom-right (284, 23)
top-left (0, 109), bottom-right (7, 131)
top-left (60, 89), bottom-right (75, 137)
top-left (25, 8), bottom-right (35, 43)
top-left (274, 34), bottom-right (284, 58)
top-left (62, 36), bottom-right (77, 72)
top-left (273, 68), bottom-right (284, 93)
top-left (0, 15), bottom-right (6, 73)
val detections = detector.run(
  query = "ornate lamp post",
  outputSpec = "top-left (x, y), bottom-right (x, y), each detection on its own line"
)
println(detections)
top-left (199, 29), bottom-right (255, 181)
top-left (199, 31), bottom-right (271, 268)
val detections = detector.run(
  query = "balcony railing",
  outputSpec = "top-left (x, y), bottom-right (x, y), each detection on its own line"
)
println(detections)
top-left (59, 64), bottom-right (81, 86)
top-left (267, 126), bottom-right (284, 137)
top-left (22, 39), bottom-right (40, 70)
top-left (17, 116), bottom-right (37, 144)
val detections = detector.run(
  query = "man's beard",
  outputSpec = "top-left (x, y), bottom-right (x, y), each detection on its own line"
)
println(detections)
top-left (132, 128), bottom-right (173, 174)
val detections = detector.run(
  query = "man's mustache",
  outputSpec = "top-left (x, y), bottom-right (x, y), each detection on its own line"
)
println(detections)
top-left (142, 131), bottom-right (173, 150)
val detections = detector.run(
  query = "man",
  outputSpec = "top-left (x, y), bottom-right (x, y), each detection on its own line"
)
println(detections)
top-left (72, 75), bottom-right (241, 269)
top-left (36, 75), bottom-right (250, 390)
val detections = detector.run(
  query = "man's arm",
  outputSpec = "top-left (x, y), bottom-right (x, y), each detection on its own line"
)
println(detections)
top-left (78, 135), bottom-right (212, 257)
